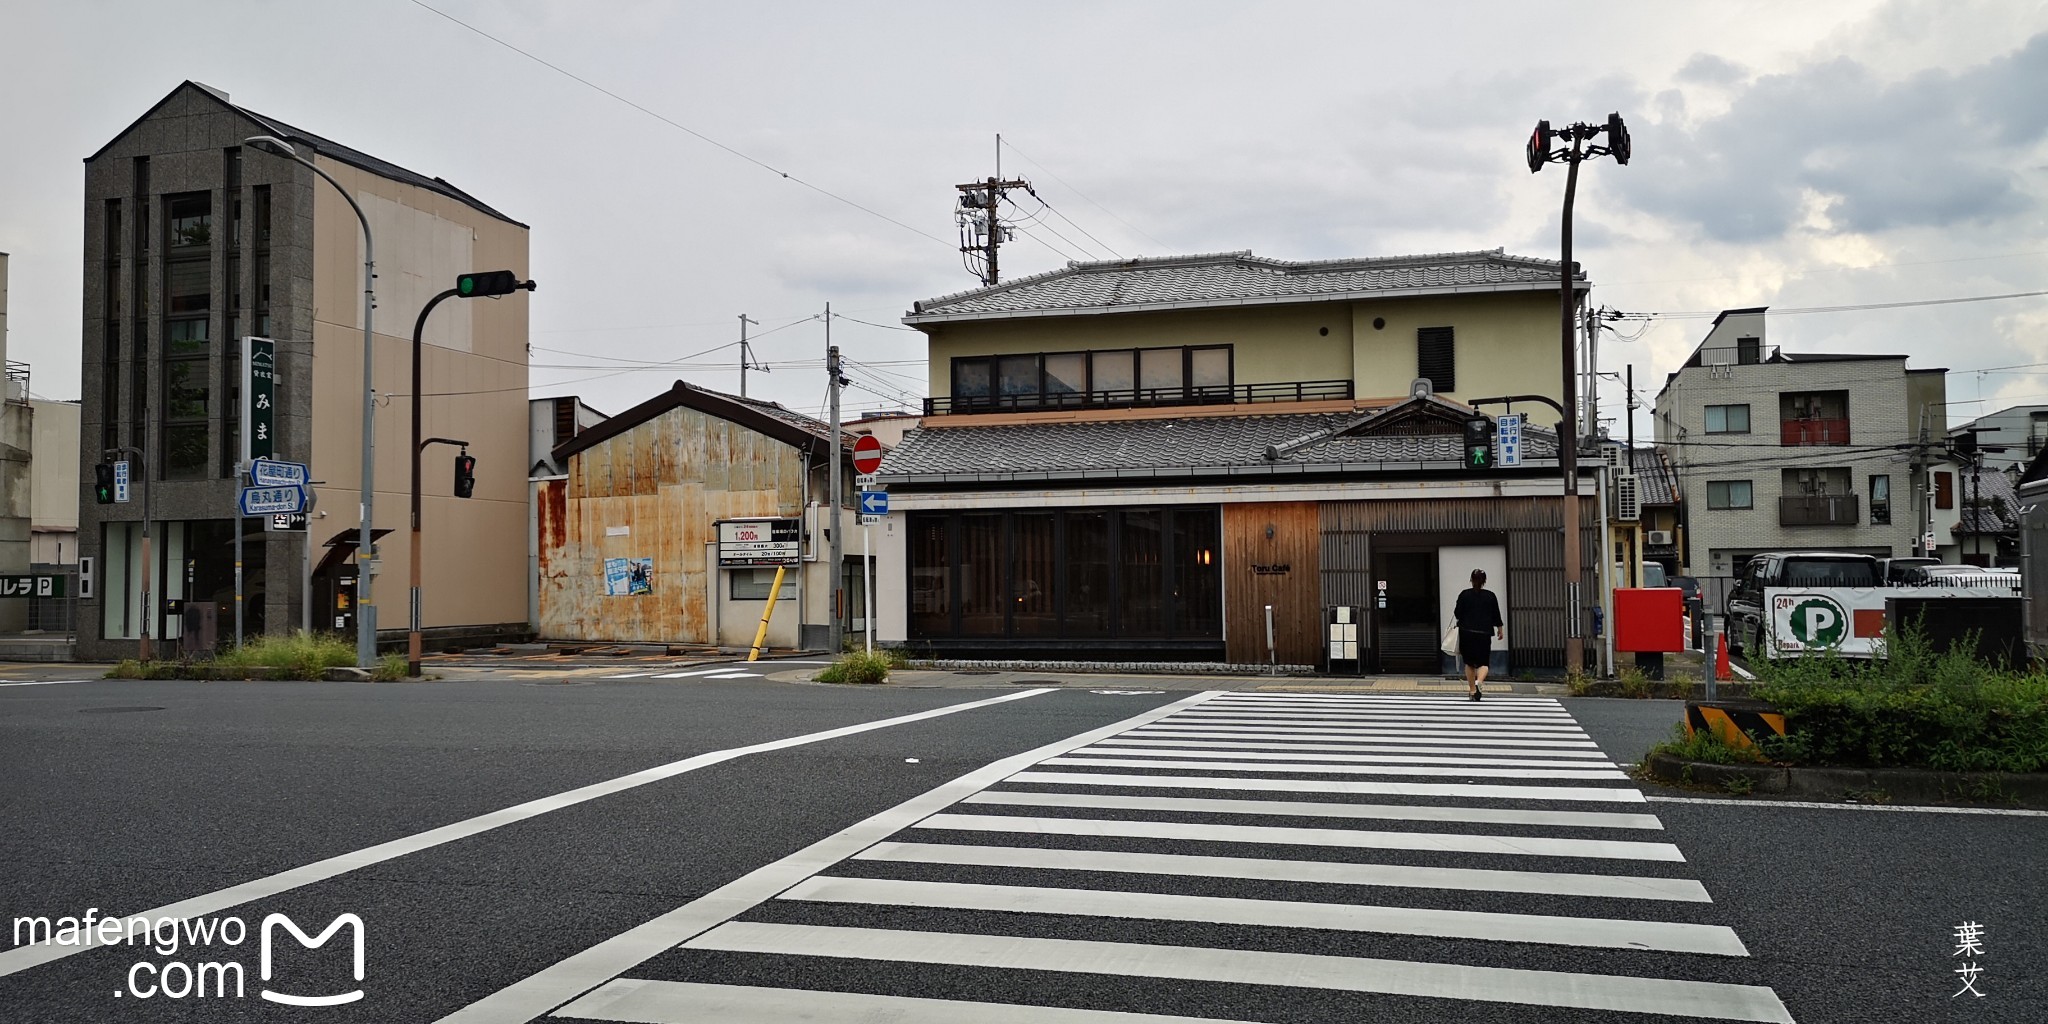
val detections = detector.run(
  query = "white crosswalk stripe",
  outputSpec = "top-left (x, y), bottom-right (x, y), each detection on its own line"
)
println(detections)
top-left (466, 692), bottom-right (1794, 1024)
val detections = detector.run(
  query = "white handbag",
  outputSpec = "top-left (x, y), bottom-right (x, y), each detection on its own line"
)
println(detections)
top-left (1439, 625), bottom-right (1460, 656)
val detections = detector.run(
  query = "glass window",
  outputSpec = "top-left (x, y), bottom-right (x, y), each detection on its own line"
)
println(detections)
top-left (255, 253), bottom-right (271, 309)
top-left (168, 259), bottom-right (211, 314)
top-left (998, 355), bottom-right (1038, 399)
top-left (166, 318), bottom-right (209, 356)
top-left (1707, 480), bottom-right (1753, 510)
top-left (952, 358), bottom-right (991, 400)
top-left (1870, 474), bottom-right (1891, 525)
top-left (1120, 510), bottom-right (1165, 635)
top-left (908, 515), bottom-right (951, 637)
top-left (1173, 507), bottom-right (1221, 637)
top-left (1091, 350), bottom-right (1134, 395)
top-left (730, 568), bottom-right (795, 600)
top-left (253, 185), bottom-right (271, 247)
top-left (164, 361), bottom-right (209, 419)
top-left (1190, 347), bottom-right (1231, 393)
top-left (105, 199), bottom-right (123, 258)
top-left (167, 193), bottom-right (210, 249)
top-left (104, 263), bottom-right (121, 319)
top-left (1705, 404), bottom-right (1750, 434)
top-left (1139, 348), bottom-right (1183, 393)
top-left (164, 424), bottom-right (209, 479)
top-left (1417, 326), bottom-right (1455, 392)
top-left (959, 514), bottom-right (1003, 636)
top-left (1043, 353), bottom-right (1086, 399)
top-left (227, 254), bottom-right (242, 312)
top-left (1011, 513), bottom-right (1055, 635)
top-left (1063, 511), bottom-right (1111, 636)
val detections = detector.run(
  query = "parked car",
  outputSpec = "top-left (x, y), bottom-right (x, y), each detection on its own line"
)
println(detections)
top-left (1725, 552), bottom-right (1881, 657)
top-left (1897, 564), bottom-right (2023, 589)
top-left (1880, 556), bottom-right (1940, 584)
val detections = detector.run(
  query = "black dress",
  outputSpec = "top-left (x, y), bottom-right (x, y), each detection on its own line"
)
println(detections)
top-left (1453, 587), bottom-right (1503, 667)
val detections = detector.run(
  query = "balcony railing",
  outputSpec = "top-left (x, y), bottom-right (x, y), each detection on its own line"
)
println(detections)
top-left (1780, 494), bottom-right (1860, 526)
top-left (924, 378), bottom-right (1355, 416)
top-left (1694, 344), bottom-right (1779, 366)
top-left (1782, 417), bottom-right (1851, 446)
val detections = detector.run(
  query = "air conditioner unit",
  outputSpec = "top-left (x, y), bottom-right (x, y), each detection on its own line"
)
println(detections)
top-left (1615, 474), bottom-right (1642, 522)
top-left (1645, 530), bottom-right (1675, 546)
top-left (1601, 445), bottom-right (1624, 472)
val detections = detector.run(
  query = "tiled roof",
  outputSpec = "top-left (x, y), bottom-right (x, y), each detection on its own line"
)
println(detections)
top-left (876, 408), bottom-right (1561, 483)
top-left (906, 249), bottom-right (1584, 322)
top-left (1955, 467), bottom-right (2020, 534)
top-left (1631, 447), bottom-right (1680, 506)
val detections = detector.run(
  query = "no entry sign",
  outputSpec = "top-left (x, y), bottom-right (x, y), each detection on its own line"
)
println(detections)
top-left (852, 434), bottom-right (884, 475)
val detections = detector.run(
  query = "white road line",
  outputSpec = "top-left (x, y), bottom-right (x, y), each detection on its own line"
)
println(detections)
top-left (1645, 795), bottom-right (2048, 817)
top-left (913, 813), bottom-right (1685, 861)
top-left (1131, 729), bottom-right (1600, 747)
top-left (1073, 746), bottom-right (1617, 769)
top-left (1041, 756), bottom-right (1630, 780)
top-left (552, 979), bottom-right (1270, 1024)
top-left (433, 690), bottom-right (1229, 1024)
top-left (1216, 693), bottom-right (1562, 703)
top-left (1204, 698), bottom-right (1560, 708)
top-left (963, 791), bottom-right (1665, 829)
top-left (1136, 725), bottom-right (1595, 742)
top-left (1174, 712), bottom-right (1577, 724)
top-left (705, 672), bottom-right (760, 679)
top-left (857, 841), bottom-right (1708, 901)
top-left (0, 687), bottom-right (1062, 980)
top-left (781, 875), bottom-right (1746, 955)
top-left (1006, 770), bottom-right (1647, 803)
top-left (1163, 716), bottom-right (1587, 730)
top-left (650, 668), bottom-right (742, 679)
top-left (1092, 739), bottom-right (1613, 760)
top-left (0, 679), bottom-right (100, 687)
top-left (682, 923), bottom-right (1793, 1023)
top-left (599, 673), bottom-right (656, 679)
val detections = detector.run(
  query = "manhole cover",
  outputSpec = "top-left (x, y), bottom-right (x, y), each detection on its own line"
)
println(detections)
top-left (78, 706), bottom-right (165, 714)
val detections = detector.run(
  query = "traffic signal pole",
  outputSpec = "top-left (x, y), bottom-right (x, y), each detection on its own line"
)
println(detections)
top-left (1559, 131), bottom-right (1585, 676)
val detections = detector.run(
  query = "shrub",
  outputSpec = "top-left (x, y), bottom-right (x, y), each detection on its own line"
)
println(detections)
top-left (107, 660), bottom-right (146, 680)
top-left (818, 650), bottom-right (894, 685)
top-left (1647, 721), bottom-right (1770, 766)
top-left (1564, 666), bottom-right (1592, 697)
top-left (215, 632), bottom-right (358, 679)
top-left (1617, 666), bottom-right (1652, 699)
top-left (372, 653), bottom-right (410, 682)
top-left (1750, 624), bottom-right (2048, 773)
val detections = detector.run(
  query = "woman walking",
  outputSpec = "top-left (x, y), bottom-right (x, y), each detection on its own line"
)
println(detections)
top-left (1454, 568), bottom-right (1504, 701)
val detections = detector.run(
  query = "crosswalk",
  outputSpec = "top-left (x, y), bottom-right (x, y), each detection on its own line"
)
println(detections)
top-left (463, 691), bottom-right (1796, 1024)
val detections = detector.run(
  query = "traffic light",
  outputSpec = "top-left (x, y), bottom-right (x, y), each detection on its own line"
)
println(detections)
top-left (454, 270), bottom-right (526, 297)
top-left (1605, 112), bottom-right (1632, 165)
top-left (94, 463), bottom-right (115, 505)
top-left (1526, 119), bottom-right (1551, 173)
top-left (453, 452), bottom-right (476, 498)
top-left (1463, 418), bottom-right (1495, 471)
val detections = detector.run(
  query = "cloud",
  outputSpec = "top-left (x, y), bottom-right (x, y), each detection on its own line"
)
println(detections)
top-left (1619, 33), bottom-right (2048, 243)
top-left (1676, 53), bottom-right (1748, 87)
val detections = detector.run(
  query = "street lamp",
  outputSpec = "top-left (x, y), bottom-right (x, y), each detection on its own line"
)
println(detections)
top-left (246, 134), bottom-right (380, 669)
top-left (1526, 113), bottom-right (1630, 675)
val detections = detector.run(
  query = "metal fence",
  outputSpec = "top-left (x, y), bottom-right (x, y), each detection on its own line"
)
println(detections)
top-left (24, 565), bottom-right (78, 634)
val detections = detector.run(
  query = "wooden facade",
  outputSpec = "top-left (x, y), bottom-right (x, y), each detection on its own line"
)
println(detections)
top-left (1222, 502), bottom-right (1321, 665)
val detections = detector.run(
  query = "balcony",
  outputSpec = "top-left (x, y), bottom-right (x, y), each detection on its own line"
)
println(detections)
top-left (1780, 494), bottom-right (1860, 526)
top-left (1693, 344), bottom-right (1779, 366)
top-left (924, 378), bottom-right (1355, 416)
top-left (1782, 418), bottom-right (1851, 446)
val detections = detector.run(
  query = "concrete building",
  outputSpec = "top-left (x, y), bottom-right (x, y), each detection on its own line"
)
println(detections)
top-left (530, 396), bottom-right (609, 478)
top-left (537, 382), bottom-right (865, 651)
top-left (1653, 307), bottom-right (1948, 590)
top-left (78, 81), bottom-right (531, 659)
top-left (30, 400), bottom-right (81, 566)
top-left (1952, 404), bottom-right (2048, 474)
top-left (873, 249), bottom-right (1606, 674)
top-left (1, 252), bottom-right (26, 633)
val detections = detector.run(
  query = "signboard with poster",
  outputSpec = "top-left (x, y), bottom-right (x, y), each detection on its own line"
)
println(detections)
top-left (717, 518), bottom-right (802, 567)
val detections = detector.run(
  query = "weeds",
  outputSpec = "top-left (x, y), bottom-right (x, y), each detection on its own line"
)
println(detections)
top-left (214, 633), bottom-right (358, 678)
top-left (818, 649), bottom-right (896, 685)
top-left (1564, 666), bottom-right (1593, 697)
top-left (1646, 721), bottom-right (1770, 766)
top-left (372, 653), bottom-right (411, 682)
top-left (1617, 666), bottom-right (1651, 699)
top-left (1722, 775), bottom-right (1756, 796)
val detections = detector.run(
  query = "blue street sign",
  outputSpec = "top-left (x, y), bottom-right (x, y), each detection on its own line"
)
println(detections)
top-left (249, 458), bottom-right (310, 487)
top-left (859, 490), bottom-right (889, 516)
top-left (113, 460), bottom-right (131, 503)
top-left (239, 485), bottom-right (306, 516)
top-left (1497, 413), bottom-right (1524, 468)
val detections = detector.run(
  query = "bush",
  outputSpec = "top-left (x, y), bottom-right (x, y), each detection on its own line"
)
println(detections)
top-left (1647, 721), bottom-right (1770, 766)
top-left (215, 632), bottom-right (358, 679)
top-left (818, 650), bottom-right (894, 685)
top-left (1750, 624), bottom-right (2048, 773)
top-left (372, 653), bottom-right (411, 682)
top-left (107, 659), bottom-right (146, 680)
top-left (1616, 666), bottom-right (1652, 699)
top-left (1564, 666), bottom-right (1592, 697)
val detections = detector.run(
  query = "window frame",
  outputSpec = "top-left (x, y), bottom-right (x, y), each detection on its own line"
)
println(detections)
top-left (1704, 403), bottom-right (1751, 435)
top-left (1416, 326), bottom-right (1455, 393)
top-left (1707, 480), bottom-right (1754, 510)
top-left (729, 567), bottom-right (797, 601)
top-left (947, 345), bottom-right (1233, 412)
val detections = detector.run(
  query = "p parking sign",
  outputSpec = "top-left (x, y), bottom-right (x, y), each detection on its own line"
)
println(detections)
top-left (1775, 594), bottom-right (1848, 649)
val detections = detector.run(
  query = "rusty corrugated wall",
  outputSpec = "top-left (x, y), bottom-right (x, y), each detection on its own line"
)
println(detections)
top-left (538, 408), bottom-right (807, 643)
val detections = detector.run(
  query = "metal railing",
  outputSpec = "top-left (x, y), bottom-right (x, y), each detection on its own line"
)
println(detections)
top-left (924, 378), bottom-right (1355, 415)
top-left (1781, 418), bottom-right (1851, 446)
top-left (1779, 494), bottom-right (1860, 526)
top-left (1696, 344), bottom-right (1778, 366)
top-left (3, 360), bottom-right (28, 404)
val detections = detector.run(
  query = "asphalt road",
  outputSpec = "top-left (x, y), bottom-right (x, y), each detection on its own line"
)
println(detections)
top-left (0, 672), bottom-right (2040, 1023)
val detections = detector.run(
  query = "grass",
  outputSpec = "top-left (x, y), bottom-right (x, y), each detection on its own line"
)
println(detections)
top-left (1646, 721), bottom-right (1770, 766)
top-left (1564, 666), bottom-right (1593, 697)
top-left (1616, 666), bottom-right (1652, 699)
top-left (213, 632), bottom-right (359, 677)
top-left (372, 653), bottom-right (410, 681)
top-left (817, 649), bottom-right (902, 685)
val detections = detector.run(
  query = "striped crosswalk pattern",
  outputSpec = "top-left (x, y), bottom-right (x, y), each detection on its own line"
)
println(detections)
top-left (475, 691), bottom-right (1797, 1024)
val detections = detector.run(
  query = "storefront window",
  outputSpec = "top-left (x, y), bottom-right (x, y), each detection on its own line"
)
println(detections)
top-left (959, 514), bottom-right (1003, 635)
top-left (1063, 512), bottom-right (1110, 636)
top-left (908, 517), bottom-right (950, 635)
top-left (1176, 508), bottom-right (1222, 636)
top-left (1011, 513), bottom-right (1055, 635)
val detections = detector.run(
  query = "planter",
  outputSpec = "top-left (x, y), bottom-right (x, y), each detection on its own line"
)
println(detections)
top-left (1684, 698), bottom-right (1785, 751)
top-left (1643, 752), bottom-right (2048, 808)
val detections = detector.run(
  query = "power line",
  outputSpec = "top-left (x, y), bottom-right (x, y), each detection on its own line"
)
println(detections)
top-left (999, 137), bottom-right (1172, 251)
top-left (1017, 190), bottom-right (1123, 260)
top-left (408, 1), bottom-right (948, 247)
top-left (1612, 288), bottom-right (2048, 322)
top-left (1003, 195), bottom-right (1105, 261)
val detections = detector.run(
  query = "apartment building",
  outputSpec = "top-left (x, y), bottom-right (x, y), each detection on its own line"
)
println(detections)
top-left (78, 82), bottom-right (531, 658)
top-left (1653, 308), bottom-right (1948, 583)
top-left (872, 249), bottom-right (1604, 674)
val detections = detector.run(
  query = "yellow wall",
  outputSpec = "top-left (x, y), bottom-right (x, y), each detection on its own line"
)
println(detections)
top-left (922, 290), bottom-right (1565, 406)
top-left (308, 156), bottom-right (530, 630)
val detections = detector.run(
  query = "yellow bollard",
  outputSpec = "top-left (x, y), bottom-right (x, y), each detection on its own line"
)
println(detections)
top-left (746, 565), bottom-right (788, 662)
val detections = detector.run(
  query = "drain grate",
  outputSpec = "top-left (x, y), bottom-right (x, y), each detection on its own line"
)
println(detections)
top-left (78, 706), bottom-right (165, 714)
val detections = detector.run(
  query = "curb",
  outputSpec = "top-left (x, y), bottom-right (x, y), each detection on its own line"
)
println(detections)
top-left (1643, 752), bottom-right (2048, 808)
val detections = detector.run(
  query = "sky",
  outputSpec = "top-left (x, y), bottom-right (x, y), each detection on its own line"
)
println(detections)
top-left (1, 0), bottom-right (2044, 434)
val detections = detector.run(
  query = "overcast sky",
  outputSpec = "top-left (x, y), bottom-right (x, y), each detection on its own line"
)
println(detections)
top-left (2, 0), bottom-right (2044, 433)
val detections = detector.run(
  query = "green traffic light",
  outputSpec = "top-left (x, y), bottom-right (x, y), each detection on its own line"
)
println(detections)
top-left (457, 275), bottom-right (476, 296)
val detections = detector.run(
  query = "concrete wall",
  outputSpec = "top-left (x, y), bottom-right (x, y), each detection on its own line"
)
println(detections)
top-left (1958, 403), bottom-right (2048, 473)
top-left (29, 399), bottom-right (79, 564)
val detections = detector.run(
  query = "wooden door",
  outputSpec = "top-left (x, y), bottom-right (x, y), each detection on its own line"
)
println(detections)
top-left (1223, 502), bottom-right (1319, 666)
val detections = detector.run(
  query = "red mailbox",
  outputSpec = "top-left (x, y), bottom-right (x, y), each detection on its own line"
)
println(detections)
top-left (1615, 587), bottom-right (1685, 653)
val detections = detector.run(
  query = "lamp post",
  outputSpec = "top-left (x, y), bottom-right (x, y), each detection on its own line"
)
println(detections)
top-left (1526, 113), bottom-right (1630, 675)
top-left (246, 134), bottom-right (379, 668)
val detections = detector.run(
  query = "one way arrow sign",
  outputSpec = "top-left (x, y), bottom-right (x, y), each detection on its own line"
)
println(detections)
top-left (859, 490), bottom-right (889, 516)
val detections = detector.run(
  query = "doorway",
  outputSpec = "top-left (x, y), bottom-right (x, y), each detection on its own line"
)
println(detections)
top-left (1374, 548), bottom-right (1439, 672)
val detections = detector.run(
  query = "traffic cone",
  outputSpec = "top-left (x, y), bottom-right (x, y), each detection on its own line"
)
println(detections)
top-left (1715, 632), bottom-right (1731, 679)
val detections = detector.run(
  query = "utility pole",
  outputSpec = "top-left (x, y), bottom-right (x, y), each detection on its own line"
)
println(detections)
top-left (826, 305), bottom-right (844, 654)
top-left (955, 137), bottom-right (1031, 287)
top-left (738, 314), bottom-right (761, 398)
top-left (1626, 364), bottom-right (1637, 588)
top-left (1583, 306), bottom-right (1601, 441)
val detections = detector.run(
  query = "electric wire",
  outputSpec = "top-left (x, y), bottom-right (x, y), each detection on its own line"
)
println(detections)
top-left (999, 137), bottom-right (1173, 251)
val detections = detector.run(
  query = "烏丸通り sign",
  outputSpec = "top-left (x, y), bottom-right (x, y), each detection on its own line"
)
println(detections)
top-left (717, 519), bottom-right (801, 567)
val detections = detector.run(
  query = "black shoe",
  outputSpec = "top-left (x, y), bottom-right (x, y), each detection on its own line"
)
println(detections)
top-left (1468, 690), bottom-right (1479, 702)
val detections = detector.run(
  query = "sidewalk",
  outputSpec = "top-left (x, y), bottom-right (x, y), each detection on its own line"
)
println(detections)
top-left (753, 662), bottom-right (1568, 695)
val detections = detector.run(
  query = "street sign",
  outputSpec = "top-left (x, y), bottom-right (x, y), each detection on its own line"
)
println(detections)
top-left (854, 474), bottom-right (878, 491)
top-left (0, 574), bottom-right (65, 599)
top-left (113, 460), bottom-right (131, 503)
top-left (717, 518), bottom-right (802, 567)
top-left (852, 434), bottom-right (884, 476)
top-left (244, 336), bottom-right (276, 462)
top-left (859, 490), bottom-right (889, 516)
top-left (249, 458), bottom-right (310, 487)
top-left (860, 514), bottom-right (884, 525)
top-left (269, 512), bottom-right (309, 532)
top-left (239, 485), bottom-right (306, 516)
top-left (1922, 532), bottom-right (1937, 553)
top-left (1497, 413), bottom-right (1524, 468)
